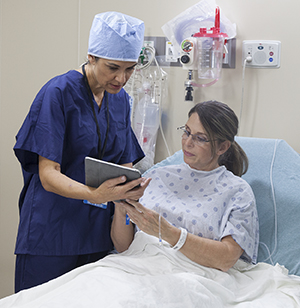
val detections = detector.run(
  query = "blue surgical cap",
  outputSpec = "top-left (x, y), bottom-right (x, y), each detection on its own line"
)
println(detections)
top-left (88, 12), bottom-right (145, 62)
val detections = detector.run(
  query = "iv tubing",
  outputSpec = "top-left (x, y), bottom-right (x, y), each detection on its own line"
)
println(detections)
top-left (154, 56), bottom-right (171, 157)
top-left (129, 67), bottom-right (137, 123)
top-left (77, 0), bottom-right (81, 67)
top-left (191, 79), bottom-right (219, 88)
top-left (137, 45), bottom-right (156, 70)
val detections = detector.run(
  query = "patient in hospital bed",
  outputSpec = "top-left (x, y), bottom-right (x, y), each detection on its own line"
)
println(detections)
top-left (112, 100), bottom-right (258, 271)
top-left (0, 101), bottom-right (299, 307)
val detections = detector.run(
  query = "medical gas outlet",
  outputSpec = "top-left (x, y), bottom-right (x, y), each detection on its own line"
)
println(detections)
top-left (180, 38), bottom-right (198, 70)
top-left (242, 40), bottom-right (281, 68)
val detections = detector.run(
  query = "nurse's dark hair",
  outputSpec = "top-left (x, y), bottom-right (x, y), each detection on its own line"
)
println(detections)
top-left (188, 100), bottom-right (248, 176)
top-left (86, 56), bottom-right (100, 64)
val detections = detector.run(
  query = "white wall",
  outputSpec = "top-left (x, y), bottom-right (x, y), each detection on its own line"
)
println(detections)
top-left (1, 0), bottom-right (299, 298)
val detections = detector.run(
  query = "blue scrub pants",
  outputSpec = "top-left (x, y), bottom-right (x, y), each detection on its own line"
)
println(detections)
top-left (15, 251), bottom-right (109, 293)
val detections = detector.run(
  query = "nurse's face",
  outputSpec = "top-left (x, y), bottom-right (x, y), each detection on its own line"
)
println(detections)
top-left (182, 113), bottom-right (224, 171)
top-left (89, 57), bottom-right (137, 94)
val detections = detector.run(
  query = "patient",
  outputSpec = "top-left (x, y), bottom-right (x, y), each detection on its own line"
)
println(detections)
top-left (111, 100), bottom-right (259, 271)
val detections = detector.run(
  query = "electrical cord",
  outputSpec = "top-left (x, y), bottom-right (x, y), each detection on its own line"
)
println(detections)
top-left (259, 139), bottom-right (279, 265)
top-left (240, 55), bottom-right (279, 265)
top-left (239, 56), bottom-right (252, 127)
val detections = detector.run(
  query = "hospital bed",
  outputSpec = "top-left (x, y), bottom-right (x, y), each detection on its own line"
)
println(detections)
top-left (0, 136), bottom-right (299, 307)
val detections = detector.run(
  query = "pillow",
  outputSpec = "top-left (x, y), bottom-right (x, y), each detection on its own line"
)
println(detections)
top-left (236, 137), bottom-right (300, 276)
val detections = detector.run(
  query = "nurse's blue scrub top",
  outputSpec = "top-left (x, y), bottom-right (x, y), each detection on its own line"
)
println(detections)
top-left (13, 70), bottom-right (144, 256)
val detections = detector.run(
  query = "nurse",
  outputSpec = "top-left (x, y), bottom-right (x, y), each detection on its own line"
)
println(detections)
top-left (13, 12), bottom-right (150, 292)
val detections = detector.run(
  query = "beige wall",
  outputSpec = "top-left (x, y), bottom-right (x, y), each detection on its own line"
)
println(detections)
top-left (1, 0), bottom-right (299, 298)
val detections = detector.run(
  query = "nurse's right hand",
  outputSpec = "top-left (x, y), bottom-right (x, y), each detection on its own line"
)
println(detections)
top-left (38, 155), bottom-right (150, 205)
top-left (87, 176), bottom-right (151, 205)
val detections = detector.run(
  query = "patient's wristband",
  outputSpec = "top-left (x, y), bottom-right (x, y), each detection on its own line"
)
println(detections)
top-left (173, 227), bottom-right (188, 251)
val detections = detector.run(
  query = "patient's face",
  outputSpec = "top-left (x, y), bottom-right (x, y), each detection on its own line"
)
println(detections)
top-left (182, 113), bottom-right (220, 171)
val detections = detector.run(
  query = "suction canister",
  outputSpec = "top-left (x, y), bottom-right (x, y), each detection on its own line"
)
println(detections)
top-left (180, 6), bottom-right (228, 80)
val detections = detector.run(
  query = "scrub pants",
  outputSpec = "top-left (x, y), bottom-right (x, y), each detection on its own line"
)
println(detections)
top-left (15, 251), bottom-right (109, 293)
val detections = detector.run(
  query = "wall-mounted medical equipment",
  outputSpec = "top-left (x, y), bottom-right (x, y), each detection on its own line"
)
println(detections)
top-left (242, 40), bottom-right (281, 68)
top-left (136, 36), bottom-right (236, 70)
top-left (179, 6), bottom-right (228, 101)
top-left (162, 0), bottom-right (236, 101)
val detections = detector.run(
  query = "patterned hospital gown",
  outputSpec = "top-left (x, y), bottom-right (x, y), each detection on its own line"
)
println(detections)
top-left (140, 163), bottom-right (259, 263)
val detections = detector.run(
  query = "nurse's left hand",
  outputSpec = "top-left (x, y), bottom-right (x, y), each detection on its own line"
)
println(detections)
top-left (88, 176), bottom-right (151, 205)
top-left (119, 176), bottom-right (152, 201)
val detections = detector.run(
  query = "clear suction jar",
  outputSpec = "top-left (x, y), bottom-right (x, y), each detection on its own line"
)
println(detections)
top-left (196, 36), bottom-right (226, 80)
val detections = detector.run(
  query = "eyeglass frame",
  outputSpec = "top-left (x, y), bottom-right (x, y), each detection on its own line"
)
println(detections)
top-left (177, 126), bottom-right (216, 146)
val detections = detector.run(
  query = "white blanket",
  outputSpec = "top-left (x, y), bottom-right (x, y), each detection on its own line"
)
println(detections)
top-left (1, 232), bottom-right (300, 308)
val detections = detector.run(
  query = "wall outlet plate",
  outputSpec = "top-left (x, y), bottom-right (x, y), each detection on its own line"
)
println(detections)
top-left (242, 40), bottom-right (281, 68)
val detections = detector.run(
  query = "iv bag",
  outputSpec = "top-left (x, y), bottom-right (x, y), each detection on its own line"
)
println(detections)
top-left (125, 45), bottom-right (169, 172)
top-left (133, 92), bottom-right (160, 173)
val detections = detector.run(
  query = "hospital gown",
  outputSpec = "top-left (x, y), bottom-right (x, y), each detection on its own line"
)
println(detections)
top-left (140, 163), bottom-right (259, 263)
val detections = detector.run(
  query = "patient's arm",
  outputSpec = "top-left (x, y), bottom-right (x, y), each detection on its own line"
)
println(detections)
top-left (111, 178), bottom-right (152, 253)
top-left (122, 199), bottom-right (244, 272)
top-left (110, 203), bottom-right (135, 252)
top-left (170, 231), bottom-right (243, 272)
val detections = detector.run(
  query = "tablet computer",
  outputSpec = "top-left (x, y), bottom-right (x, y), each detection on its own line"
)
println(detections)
top-left (85, 157), bottom-right (141, 188)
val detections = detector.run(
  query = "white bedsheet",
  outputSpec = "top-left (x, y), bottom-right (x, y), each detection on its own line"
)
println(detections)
top-left (1, 232), bottom-right (300, 308)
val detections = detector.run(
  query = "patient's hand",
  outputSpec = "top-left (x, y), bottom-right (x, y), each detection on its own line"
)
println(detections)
top-left (121, 199), bottom-right (179, 246)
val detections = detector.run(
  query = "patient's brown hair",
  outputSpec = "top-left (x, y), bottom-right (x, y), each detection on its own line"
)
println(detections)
top-left (188, 100), bottom-right (248, 176)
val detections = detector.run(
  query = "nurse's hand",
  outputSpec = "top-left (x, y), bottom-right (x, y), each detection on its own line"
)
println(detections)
top-left (88, 176), bottom-right (151, 205)
top-left (39, 156), bottom-right (151, 204)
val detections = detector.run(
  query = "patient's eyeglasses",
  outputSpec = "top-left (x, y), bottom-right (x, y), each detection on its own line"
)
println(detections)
top-left (177, 126), bottom-right (214, 146)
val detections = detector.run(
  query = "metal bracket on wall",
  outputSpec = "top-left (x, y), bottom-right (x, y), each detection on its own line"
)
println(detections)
top-left (144, 36), bottom-right (236, 69)
top-left (223, 38), bottom-right (236, 68)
